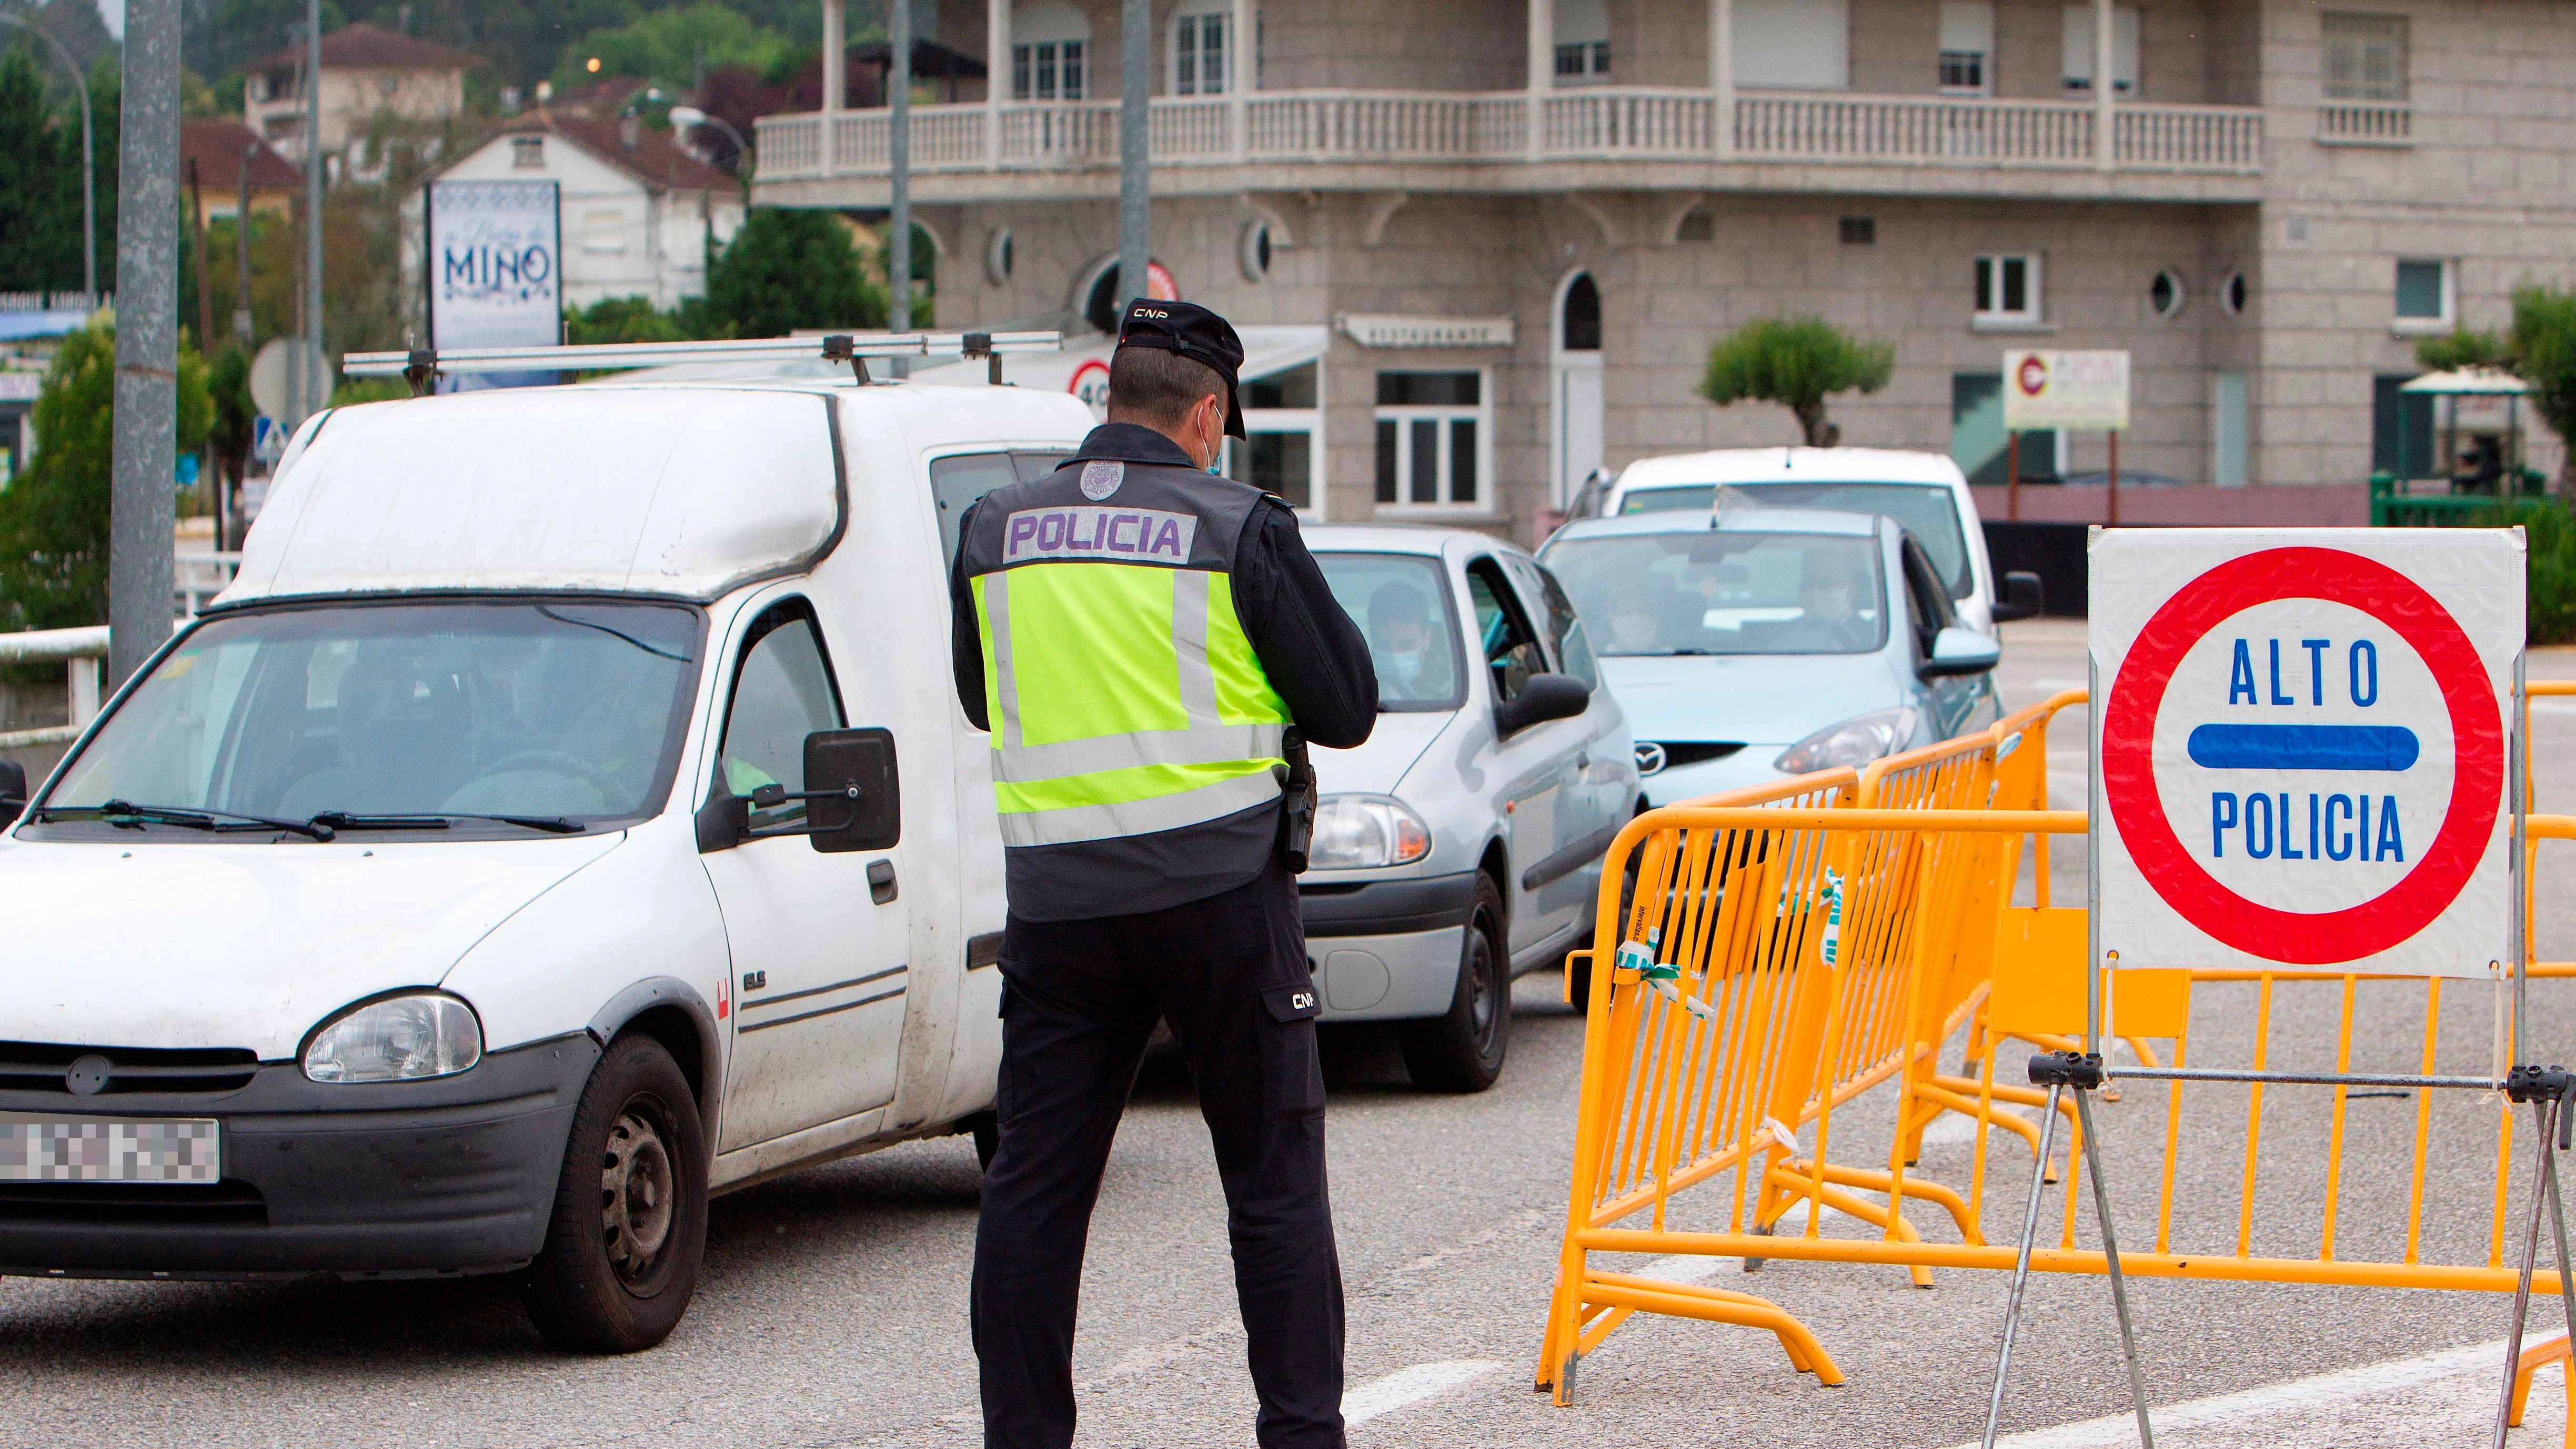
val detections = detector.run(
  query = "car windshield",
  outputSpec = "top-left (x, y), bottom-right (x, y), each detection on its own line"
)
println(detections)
top-left (1620, 481), bottom-right (1970, 599)
top-left (1544, 530), bottom-right (1887, 657)
top-left (1313, 552), bottom-right (1464, 711)
top-left (35, 600), bottom-right (702, 837)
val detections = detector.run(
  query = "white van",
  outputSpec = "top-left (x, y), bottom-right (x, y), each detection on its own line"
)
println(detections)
top-left (1586, 447), bottom-right (2044, 634)
top-left (0, 374), bottom-right (1093, 1352)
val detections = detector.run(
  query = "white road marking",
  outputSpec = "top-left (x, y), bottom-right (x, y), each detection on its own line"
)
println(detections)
top-left (1342, 1360), bottom-right (1504, 1425)
top-left (1918, 1106), bottom-right (2034, 1147)
top-left (1946, 1339), bottom-right (2559, 1449)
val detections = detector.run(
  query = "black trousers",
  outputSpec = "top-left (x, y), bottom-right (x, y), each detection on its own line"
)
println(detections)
top-left (971, 857), bottom-right (1346, 1449)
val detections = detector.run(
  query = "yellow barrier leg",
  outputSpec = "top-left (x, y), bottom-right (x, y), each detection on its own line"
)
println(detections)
top-left (1796, 1159), bottom-right (1983, 1245)
top-left (1581, 1272), bottom-right (1844, 1386)
top-left (2507, 1333), bottom-right (2569, 1440)
top-left (1758, 1165), bottom-right (1936, 1288)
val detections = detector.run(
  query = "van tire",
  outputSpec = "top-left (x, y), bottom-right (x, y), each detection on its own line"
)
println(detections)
top-left (519, 1033), bottom-right (708, 1354)
top-left (1401, 874), bottom-right (1508, 1093)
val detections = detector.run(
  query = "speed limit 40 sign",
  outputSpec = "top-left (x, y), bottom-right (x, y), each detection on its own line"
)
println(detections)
top-left (2092, 528), bottom-right (2524, 974)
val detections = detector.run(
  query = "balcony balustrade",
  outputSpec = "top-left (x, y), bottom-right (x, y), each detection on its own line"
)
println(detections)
top-left (752, 86), bottom-right (2265, 183)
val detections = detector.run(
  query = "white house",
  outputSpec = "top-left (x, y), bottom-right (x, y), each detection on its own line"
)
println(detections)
top-left (404, 113), bottom-right (749, 315)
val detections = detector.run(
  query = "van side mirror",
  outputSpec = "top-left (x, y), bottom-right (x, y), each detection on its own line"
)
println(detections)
top-left (692, 728), bottom-right (900, 854)
top-left (1990, 570), bottom-right (2046, 623)
top-left (1922, 626), bottom-right (2001, 678)
top-left (1496, 672), bottom-right (1591, 736)
top-left (0, 759), bottom-right (25, 823)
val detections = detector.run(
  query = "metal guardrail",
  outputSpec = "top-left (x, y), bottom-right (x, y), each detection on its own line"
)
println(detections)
top-left (0, 625), bottom-right (106, 751)
top-left (2369, 470), bottom-right (2557, 527)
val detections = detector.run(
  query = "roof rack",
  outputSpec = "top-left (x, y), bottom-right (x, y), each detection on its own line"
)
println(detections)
top-left (343, 330), bottom-right (1064, 394)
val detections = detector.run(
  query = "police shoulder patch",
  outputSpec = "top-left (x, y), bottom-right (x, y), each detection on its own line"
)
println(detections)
top-left (1080, 460), bottom-right (1125, 500)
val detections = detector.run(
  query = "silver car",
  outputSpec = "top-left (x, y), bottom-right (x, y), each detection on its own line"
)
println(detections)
top-left (1300, 527), bottom-right (1639, 1092)
top-left (1538, 507), bottom-right (2003, 808)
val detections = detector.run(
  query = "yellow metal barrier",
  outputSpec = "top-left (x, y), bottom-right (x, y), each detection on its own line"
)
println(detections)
top-left (1535, 799), bottom-right (2576, 1408)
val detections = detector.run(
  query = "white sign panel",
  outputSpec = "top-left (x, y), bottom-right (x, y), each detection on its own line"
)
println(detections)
top-left (427, 180), bottom-right (561, 351)
top-left (1338, 315), bottom-right (1516, 349)
top-left (2091, 528), bottom-right (2522, 975)
top-left (2004, 348), bottom-right (2129, 431)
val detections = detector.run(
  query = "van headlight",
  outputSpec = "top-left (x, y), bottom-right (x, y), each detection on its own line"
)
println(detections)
top-left (1773, 707), bottom-right (1919, 776)
top-left (1307, 794), bottom-right (1433, 870)
top-left (302, 993), bottom-right (483, 1083)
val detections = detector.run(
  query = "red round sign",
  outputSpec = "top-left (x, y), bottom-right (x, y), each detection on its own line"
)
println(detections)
top-left (1068, 358), bottom-right (1111, 416)
top-left (2101, 546), bottom-right (2503, 965)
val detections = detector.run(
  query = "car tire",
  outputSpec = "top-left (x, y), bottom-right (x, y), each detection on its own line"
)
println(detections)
top-left (1401, 874), bottom-right (1508, 1093)
top-left (519, 1033), bottom-right (708, 1354)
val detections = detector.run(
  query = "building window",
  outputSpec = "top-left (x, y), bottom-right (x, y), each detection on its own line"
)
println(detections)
top-left (2394, 258), bottom-right (2452, 331)
top-left (1560, 274), bottom-right (1601, 351)
top-left (1012, 0), bottom-right (1090, 100)
top-left (1374, 371), bottom-right (1488, 511)
top-left (510, 135), bottom-right (545, 168)
top-left (1238, 219), bottom-right (1272, 282)
top-left (2221, 271), bottom-right (2250, 316)
top-left (1839, 216), bottom-right (1875, 246)
top-left (2060, 4), bottom-right (2139, 94)
top-left (1732, 0), bottom-right (1849, 91)
top-left (1676, 208), bottom-right (1714, 242)
top-left (2149, 269), bottom-right (2187, 319)
top-left (1974, 254), bottom-right (2041, 326)
top-left (1554, 0), bottom-right (1611, 80)
top-left (1227, 361), bottom-right (1322, 514)
top-left (1171, 8), bottom-right (1228, 95)
top-left (985, 227), bottom-right (1014, 286)
top-left (1938, 1), bottom-right (1991, 94)
top-left (2323, 12), bottom-right (2408, 102)
top-left (582, 208), bottom-right (624, 253)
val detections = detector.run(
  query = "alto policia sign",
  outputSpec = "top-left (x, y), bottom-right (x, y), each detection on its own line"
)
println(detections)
top-left (425, 179), bottom-right (562, 388)
top-left (2091, 528), bottom-right (2523, 975)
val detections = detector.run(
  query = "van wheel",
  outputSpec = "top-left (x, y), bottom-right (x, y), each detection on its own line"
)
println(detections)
top-left (519, 1034), bottom-right (707, 1354)
top-left (1401, 874), bottom-right (1508, 1092)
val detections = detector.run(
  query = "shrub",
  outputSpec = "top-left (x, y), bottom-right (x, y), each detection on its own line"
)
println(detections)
top-left (705, 208), bottom-right (883, 339)
top-left (1697, 316), bottom-right (1894, 449)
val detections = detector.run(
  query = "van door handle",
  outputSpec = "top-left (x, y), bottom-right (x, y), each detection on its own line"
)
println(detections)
top-left (867, 859), bottom-right (898, 905)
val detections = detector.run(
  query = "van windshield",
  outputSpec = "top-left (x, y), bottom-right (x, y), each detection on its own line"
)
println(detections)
top-left (34, 600), bottom-right (702, 838)
top-left (1619, 481), bottom-right (1971, 599)
top-left (1543, 531), bottom-right (1887, 657)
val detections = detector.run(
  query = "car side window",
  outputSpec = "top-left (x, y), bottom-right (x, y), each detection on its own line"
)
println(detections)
top-left (1523, 560), bottom-right (1600, 691)
top-left (1465, 558), bottom-right (1546, 705)
top-left (719, 601), bottom-right (845, 831)
top-left (1898, 536), bottom-right (1953, 660)
top-left (931, 450), bottom-right (1074, 567)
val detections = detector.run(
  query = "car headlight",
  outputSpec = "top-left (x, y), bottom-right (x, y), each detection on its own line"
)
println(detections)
top-left (1772, 707), bottom-right (1920, 776)
top-left (1306, 794), bottom-right (1433, 870)
top-left (302, 993), bottom-right (482, 1083)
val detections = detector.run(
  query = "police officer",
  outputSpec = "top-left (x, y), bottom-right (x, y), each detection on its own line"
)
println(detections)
top-left (949, 300), bottom-right (1380, 1449)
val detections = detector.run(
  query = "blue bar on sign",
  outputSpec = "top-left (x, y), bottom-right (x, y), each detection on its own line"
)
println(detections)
top-left (2185, 723), bottom-right (2420, 772)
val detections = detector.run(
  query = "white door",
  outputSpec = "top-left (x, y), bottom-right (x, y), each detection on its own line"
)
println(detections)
top-left (702, 596), bottom-right (913, 1151)
top-left (1554, 356), bottom-right (1604, 511)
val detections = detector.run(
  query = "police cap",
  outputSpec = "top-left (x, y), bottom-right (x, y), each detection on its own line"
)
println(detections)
top-left (1116, 299), bottom-right (1246, 439)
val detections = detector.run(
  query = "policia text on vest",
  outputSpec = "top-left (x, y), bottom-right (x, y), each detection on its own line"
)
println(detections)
top-left (948, 301), bottom-right (1380, 1449)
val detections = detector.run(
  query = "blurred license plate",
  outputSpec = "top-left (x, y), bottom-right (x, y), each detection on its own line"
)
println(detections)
top-left (0, 1113), bottom-right (220, 1183)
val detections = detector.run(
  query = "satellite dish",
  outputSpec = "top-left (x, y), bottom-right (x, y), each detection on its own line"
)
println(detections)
top-left (249, 337), bottom-right (336, 432)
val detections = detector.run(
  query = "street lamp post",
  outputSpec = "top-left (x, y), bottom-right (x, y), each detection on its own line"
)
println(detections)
top-left (0, 12), bottom-right (97, 302)
top-left (667, 105), bottom-right (748, 168)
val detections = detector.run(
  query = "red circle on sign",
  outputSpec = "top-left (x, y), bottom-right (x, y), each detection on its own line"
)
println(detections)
top-left (1068, 357), bottom-right (1111, 412)
top-left (2101, 546), bottom-right (2503, 965)
top-left (2017, 355), bottom-right (2048, 396)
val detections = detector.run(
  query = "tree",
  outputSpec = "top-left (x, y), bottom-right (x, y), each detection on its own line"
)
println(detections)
top-left (2511, 285), bottom-right (2576, 491)
top-left (0, 319), bottom-right (212, 631)
top-left (566, 294), bottom-right (690, 344)
top-left (0, 46), bottom-right (80, 293)
top-left (554, 3), bottom-right (798, 92)
top-left (2412, 327), bottom-right (2511, 373)
top-left (705, 208), bottom-right (882, 339)
top-left (1697, 316), bottom-right (1895, 449)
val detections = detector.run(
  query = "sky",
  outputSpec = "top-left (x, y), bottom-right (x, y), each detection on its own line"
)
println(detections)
top-left (95, 0), bottom-right (119, 41)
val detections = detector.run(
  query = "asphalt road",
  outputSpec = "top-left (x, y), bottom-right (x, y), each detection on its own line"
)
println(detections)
top-left (6, 619), bottom-right (2576, 1448)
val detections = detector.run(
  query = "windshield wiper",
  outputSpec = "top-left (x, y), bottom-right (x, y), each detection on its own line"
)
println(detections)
top-left (308, 811), bottom-right (586, 835)
top-left (41, 800), bottom-right (336, 841)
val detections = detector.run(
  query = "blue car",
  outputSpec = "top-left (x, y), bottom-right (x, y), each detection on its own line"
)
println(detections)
top-left (1537, 507), bottom-right (2005, 805)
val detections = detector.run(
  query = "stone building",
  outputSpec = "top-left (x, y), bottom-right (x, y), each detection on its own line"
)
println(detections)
top-left (751, 0), bottom-right (2573, 538)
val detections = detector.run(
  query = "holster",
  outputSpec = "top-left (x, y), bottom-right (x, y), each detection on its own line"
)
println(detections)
top-left (1275, 728), bottom-right (1318, 874)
